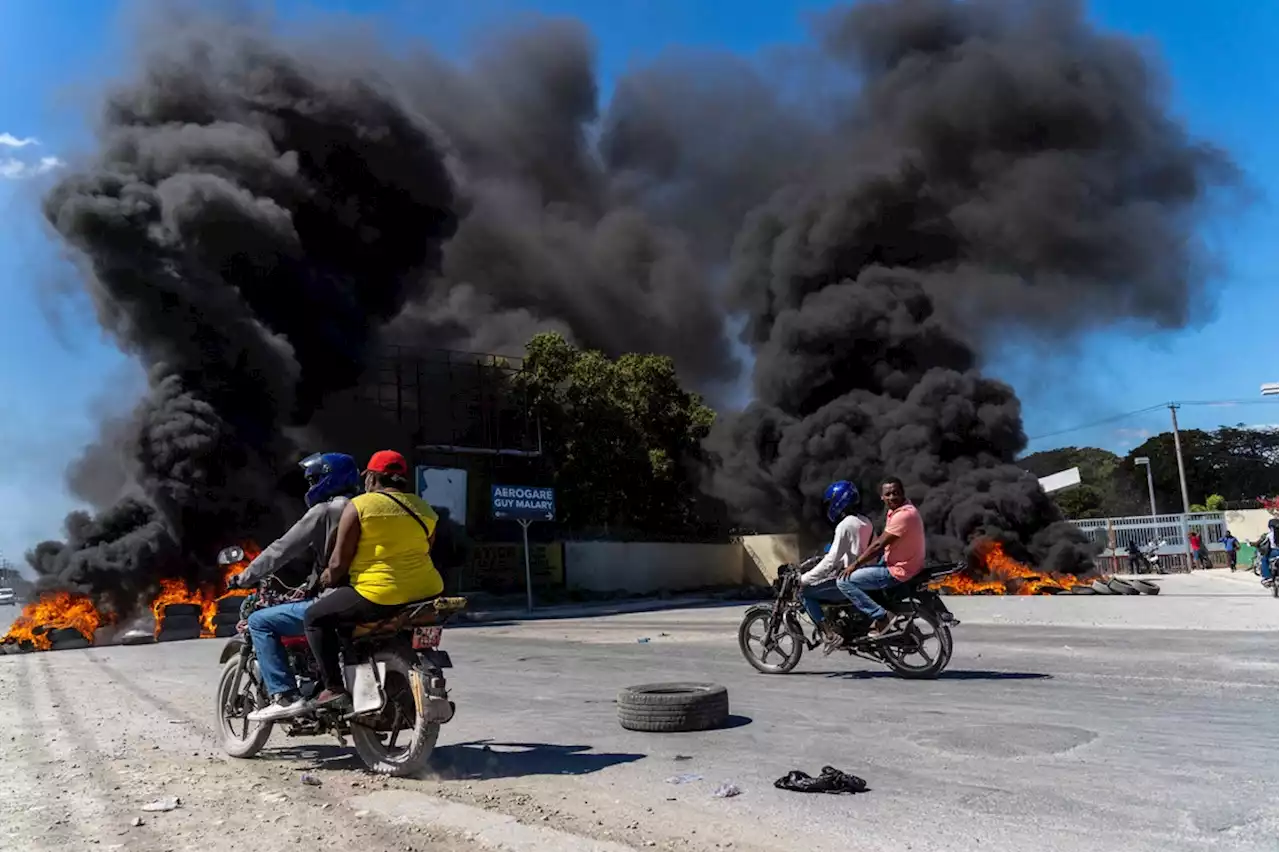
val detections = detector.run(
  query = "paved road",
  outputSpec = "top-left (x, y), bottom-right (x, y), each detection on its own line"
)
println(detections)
top-left (1, 584), bottom-right (1275, 852)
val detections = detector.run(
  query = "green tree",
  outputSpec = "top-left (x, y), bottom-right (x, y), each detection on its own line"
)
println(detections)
top-left (1124, 425), bottom-right (1278, 510)
top-left (1017, 446), bottom-right (1146, 518)
top-left (513, 333), bottom-right (716, 536)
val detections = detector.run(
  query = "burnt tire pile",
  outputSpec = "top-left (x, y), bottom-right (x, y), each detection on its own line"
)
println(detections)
top-left (157, 603), bottom-right (203, 642)
top-left (211, 597), bottom-right (244, 638)
top-left (1071, 578), bottom-right (1160, 596)
top-left (617, 683), bottom-right (730, 733)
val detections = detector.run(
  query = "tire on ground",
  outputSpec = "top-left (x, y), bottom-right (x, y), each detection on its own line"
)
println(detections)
top-left (212, 612), bottom-right (241, 626)
top-left (1069, 586), bottom-right (1097, 595)
top-left (120, 632), bottom-right (156, 646)
top-left (48, 627), bottom-right (90, 645)
top-left (213, 623), bottom-right (240, 638)
top-left (51, 637), bottom-right (91, 652)
top-left (1090, 580), bottom-right (1115, 595)
top-left (617, 683), bottom-right (729, 733)
top-left (162, 603), bottom-right (202, 618)
top-left (217, 597), bottom-right (246, 614)
top-left (1107, 578), bottom-right (1141, 595)
top-left (158, 614), bottom-right (201, 632)
top-left (1127, 578), bottom-right (1160, 595)
top-left (158, 626), bottom-right (202, 642)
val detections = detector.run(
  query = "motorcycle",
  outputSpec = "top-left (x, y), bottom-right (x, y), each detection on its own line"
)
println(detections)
top-left (213, 545), bottom-right (467, 776)
top-left (738, 555), bottom-right (963, 679)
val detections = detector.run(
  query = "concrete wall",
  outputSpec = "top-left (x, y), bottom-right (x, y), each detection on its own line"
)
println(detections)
top-left (1223, 508), bottom-right (1274, 542)
top-left (564, 541), bottom-right (745, 594)
top-left (740, 534), bottom-right (800, 586)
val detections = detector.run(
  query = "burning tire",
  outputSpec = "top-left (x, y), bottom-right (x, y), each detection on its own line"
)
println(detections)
top-left (1069, 586), bottom-right (1097, 595)
top-left (1090, 580), bottom-right (1115, 595)
top-left (211, 612), bottom-right (241, 627)
top-left (158, 614), bottom-right (201, 632)
top-left (616, 683), bottom-right (729, 733)
top-left (120, 631), bottom-right (156, 646)
top-left (162, 603), bottom-right (202, 618)
top-left (213, 623), bottom-right (240, 638)
top-left (216, 597), bottom-right (246, 614)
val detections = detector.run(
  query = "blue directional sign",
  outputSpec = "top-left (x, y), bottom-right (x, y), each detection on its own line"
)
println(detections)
top-left (490, 484), bottom-right (556, 522)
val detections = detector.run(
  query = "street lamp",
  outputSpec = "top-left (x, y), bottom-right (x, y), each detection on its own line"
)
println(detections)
top-left (1135, 457), bottom-right (1157, 518)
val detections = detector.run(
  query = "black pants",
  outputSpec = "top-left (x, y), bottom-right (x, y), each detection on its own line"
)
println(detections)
top-left (303, 587), bottom-right (399, 692)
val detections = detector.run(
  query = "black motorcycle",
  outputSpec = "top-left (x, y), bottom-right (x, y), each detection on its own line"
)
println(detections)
top-left (738, 556), bottom-right (963, 679)
top-left (213, 546), bottom-right (467, 776)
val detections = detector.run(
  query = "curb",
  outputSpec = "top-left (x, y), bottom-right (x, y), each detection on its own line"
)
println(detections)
top-left (460, 595), bottom-right (750, 624)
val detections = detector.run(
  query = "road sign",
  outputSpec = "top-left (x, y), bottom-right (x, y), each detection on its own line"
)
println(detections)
top-left (490, 484), bottom-right (556, 612)
top-left (490, 485), bottom-right (556, 522)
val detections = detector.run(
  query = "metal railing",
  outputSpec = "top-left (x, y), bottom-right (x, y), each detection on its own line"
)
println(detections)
top-left (1068, 512), bottom-right (1232, 572)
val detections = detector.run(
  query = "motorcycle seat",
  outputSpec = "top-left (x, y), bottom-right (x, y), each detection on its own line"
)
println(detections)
top-left (350, 596), bottom-right (468, 638)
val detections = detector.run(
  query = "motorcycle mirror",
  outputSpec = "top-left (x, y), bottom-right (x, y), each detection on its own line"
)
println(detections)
top-left (217, 545), bottom-right (246, 566)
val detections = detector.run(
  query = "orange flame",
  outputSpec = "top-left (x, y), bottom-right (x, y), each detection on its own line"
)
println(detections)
top-left (2, 591), bottom-right (108, 650)
top-left (150, 542), bottom-right (261, 637)
top-left (931, 540), bottom-right (1094, 596)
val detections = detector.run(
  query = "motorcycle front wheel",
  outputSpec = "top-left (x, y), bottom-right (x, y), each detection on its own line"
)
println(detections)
top-left (738, 606), bottom-right (804, 674)
top-left (216, 657), bottom-right (273, 758)
top-left (880, 609), bottom-right (953, 680)
top-left (349, 648), bottom-right (440, 777)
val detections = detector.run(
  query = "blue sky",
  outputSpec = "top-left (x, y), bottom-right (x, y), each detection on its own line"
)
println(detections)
top-left (0, 0), bottom-right (1276, 568)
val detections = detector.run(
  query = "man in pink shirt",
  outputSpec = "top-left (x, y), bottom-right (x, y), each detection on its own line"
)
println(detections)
top-left (836, 477), bottom-right (926, 639)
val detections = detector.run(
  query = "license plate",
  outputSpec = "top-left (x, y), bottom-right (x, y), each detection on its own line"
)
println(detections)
top-left (412, 626), bottom-right (442, 650)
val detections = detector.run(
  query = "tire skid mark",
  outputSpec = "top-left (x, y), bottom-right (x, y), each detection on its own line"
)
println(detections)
top-left (23, 653), bottom-right (124, 847)
top-left (76, 648), bottom-right (467, 851)
top-left (0, 654), bottom-right (78, 852)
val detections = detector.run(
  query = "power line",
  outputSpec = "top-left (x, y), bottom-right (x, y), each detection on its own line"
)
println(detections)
top-left (1027, 398), bottom-right (1279, 443)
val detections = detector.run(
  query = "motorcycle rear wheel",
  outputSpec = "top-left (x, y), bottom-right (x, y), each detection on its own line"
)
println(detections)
top-left (349, 648), bottom-right (440, 777)
top-left (216, 658), bottom-right (273, 758)
top-left (880, 609), bottom-right (952, 680)
top-left (738, 607), bottom-right (804, 674)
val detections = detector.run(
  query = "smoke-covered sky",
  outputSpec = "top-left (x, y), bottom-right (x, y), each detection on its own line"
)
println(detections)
top-left (0, 0), bottom-right (1274, 590)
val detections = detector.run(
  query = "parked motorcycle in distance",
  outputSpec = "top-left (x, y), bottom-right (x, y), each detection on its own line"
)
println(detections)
top-left (213, 545), bottom-right (467, 776)
top-left (738, 555), bottom-right (963, 679)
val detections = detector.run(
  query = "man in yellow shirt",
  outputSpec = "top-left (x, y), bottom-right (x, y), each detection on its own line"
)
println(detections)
top-left (303, 450), bottom-right (444, 708)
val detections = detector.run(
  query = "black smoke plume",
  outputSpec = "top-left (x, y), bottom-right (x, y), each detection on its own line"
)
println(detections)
top-left (33, 22), bottom-right (459, 608)
top-left (704, 0), bottom-right (1230, 571)
top-left (30, 0), bottom-right (1230, 611)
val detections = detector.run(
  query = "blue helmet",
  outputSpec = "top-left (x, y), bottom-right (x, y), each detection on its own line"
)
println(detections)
top-left (300, 452), bottom-right (360, 508)
top-left (822, 480), bottom-right (860, 524)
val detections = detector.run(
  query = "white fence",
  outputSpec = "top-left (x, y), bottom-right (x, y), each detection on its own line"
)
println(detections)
top-left (1069, 512), bottom-right (1231, 572)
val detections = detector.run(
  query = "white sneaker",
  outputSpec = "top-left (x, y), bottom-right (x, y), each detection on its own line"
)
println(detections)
top-left (248, 694), bottom-right (307, 722)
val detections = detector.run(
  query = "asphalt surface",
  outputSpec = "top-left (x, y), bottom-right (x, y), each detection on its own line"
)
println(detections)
top-left (0, 576), bottom-right (1276, 852)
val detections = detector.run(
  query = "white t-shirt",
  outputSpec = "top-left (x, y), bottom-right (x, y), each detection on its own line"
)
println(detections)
top-left (800, 514), bottom-right (874, 586)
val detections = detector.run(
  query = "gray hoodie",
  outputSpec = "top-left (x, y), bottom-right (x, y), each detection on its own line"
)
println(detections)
top-left (237, 496), bottom-right (351, 588)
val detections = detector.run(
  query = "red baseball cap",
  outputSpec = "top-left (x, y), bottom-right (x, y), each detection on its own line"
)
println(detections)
top-left (364, 450), bottom-right (409, 476)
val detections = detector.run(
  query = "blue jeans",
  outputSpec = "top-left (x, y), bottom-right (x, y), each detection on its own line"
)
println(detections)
top-left (800, 579), bottom-right (849, 625)
top-left (246, 601), bottom-right (312, 697)
top-left (1262, 550), bottom-right (1276, 581)
top-left (836, 566), bottom-right (897, 621)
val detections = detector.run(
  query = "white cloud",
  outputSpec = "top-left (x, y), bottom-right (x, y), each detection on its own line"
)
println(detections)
top-left (0, 132), bottom-right (39, 148)
top-left (0, 155), bottom-right (64, 180)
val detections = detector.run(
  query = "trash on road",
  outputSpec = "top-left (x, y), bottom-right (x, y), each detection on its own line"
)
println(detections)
top-left (636, 638), bottom-right (651, 644)
top-left (665, 773), bottom-right (703, 785)
top-left (712, 783), bottom-right (742, 798)
top-left (673, 755), bottom-right (693, 762)
top-left (130, 817), bottom-right (144, 827)
top-left (141, 796), bottom-right (182, 812)
top-left (300, 773), bottom-right (322, 786)
top-left (774, 766), bottom-right (867, 795)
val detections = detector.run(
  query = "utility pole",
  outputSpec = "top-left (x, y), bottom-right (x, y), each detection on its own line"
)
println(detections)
top-left (1168, 403), bottom-right (1191, 514)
